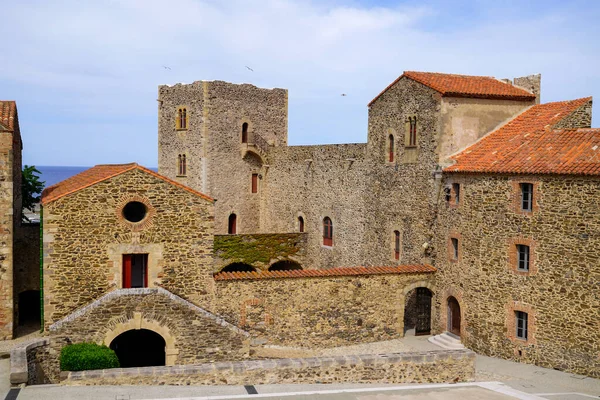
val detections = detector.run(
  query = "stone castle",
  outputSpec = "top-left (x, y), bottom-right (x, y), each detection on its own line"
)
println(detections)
top-left (1, 70), bottom-right (599, 382)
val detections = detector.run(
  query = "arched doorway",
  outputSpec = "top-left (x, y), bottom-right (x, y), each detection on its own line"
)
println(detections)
top-left (109, 329), bottom-right (166, 368)
top-left (404, 287), bottom-right (432, 335)
top-left (447, 296), bottom-right (461, 336)
top-left (220, 263), bottom-right (256, 273)
top-left (268, 260), bottom-right (302, 271)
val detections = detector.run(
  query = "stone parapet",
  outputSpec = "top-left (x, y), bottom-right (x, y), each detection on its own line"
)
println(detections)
top-left (10, 338), bottom-right (49, 385)
top-left (61, 349), bottom-right (475, 386)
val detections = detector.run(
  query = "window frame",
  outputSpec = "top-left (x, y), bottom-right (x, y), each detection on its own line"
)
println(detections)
top-left (298, 216), bottom-right (304, 233)
top-left (228, 213), bottom-right (237, 235)
top-left (515, 311), bottom-right (528, 340)
top-left (516, 244), bottom-right (530, 272)
top-left (520, 183), bottom-right (533, 212)
top-left (177, 154), bottom-right (187, 177)
top-left (388, 134), bottom-right (395, 163)
top-left (323, 217), bottom-right (333, 247)
top-left (393, 230), bottom-right (401, 260)
top-left (176, 107), bottom-right (188, 130)
top-left (251, 173), bottom-right (258, 194)
top-left (242, 122), bottom-right (249, 143)
top-left (451, 238), bottom-right (459, 261)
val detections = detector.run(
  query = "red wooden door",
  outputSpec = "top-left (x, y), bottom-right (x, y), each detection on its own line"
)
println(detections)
top-left (123, 254), bottom-right (132, 288)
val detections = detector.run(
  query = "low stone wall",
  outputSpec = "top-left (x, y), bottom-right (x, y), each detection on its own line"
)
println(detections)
top-left (62, 349), bottom-right (475, 386)
top-left (214, 233), bottom-right (307, 272)
top-left (10, 338), bottom-right (50, 385)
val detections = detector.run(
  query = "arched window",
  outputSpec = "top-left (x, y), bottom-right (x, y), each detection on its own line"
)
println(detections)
top-left (177, 108), bottom-right (188, 130)
top-left (409, 117), bottom-right (417, 147)
top-left (394, 230), bottom-right (400, 260)
top-left (228, 213), bottom-right (237, 234)
top-left (177, 154), bottom-right (187, 176)
top-left (298, 216), bottom-right (304, 233)
top-left (323, 217), bottom-right (333, 246)
top-left (242, 122), bottom-right (248, 143)
top-left (388, 134), bottom-right (395, 162)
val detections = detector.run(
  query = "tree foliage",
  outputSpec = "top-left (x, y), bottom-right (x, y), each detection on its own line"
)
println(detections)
top-left (22, 165), bottom-right (44, 222)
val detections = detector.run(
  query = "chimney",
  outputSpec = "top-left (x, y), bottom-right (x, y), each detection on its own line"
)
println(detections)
top-left (513, 74), bottom-right (541, 104)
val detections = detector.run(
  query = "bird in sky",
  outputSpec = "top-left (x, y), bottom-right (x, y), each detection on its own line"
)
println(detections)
top-left (245, 66), bottom-right (254, 72)
top-left (162, 66), bottom-right (171, 70)
top-left (341, 93), bottom-right (347, 96)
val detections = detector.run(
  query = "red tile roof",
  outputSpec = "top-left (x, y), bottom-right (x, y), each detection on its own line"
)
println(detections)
top-left (41, 163), bottom-right (214, 205)
top-left (214, 265), bottom-right (436, 281)
top-left (0, 101), bottom-right (16, 132)
top-left (368, 71), bottom-right (536, 107)
top-left (445, 97), bottom-right (600, 175)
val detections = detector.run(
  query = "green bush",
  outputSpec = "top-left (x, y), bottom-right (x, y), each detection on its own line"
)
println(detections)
top-left (60, 343), bottom-right (120, 371)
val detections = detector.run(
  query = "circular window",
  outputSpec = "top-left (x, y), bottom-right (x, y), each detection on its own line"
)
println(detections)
top-left (122, 201), bottom-right (147, 223)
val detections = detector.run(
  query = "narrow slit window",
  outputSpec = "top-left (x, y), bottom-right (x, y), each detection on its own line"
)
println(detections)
top-left (388, 134), bottom-right (394, 162)
top-left (298, 216), bottom-right (304, 233)
top-left (228, 214), bottom-right (237, 234)
top-left (520, 183), bottom-right (533, 211)
top-left (251, 173), bottom-right (258, 193)
top-left (394, 230), bottom-right (400, 260)
top-left (177, 108), bottom-right (188, 130)
top-left (178, 154), bottom-right (187, 176)
top-left (242, 122), bottom-right (248, 143)
top-left (323, 217), bottom-right (333, 246)
top-left (451, 238), bottom-right (459, 260)
top-left (409, 117), bottom-right (417, 147)
top-left (453, 183), bottom-right (460, 205)
top-left (517, 244), bottom-right (530, 271)
top-left (515, 311), bottom-right (528, 340)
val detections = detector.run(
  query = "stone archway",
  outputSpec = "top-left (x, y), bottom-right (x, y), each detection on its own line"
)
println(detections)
top-left (103, 312), bottom-right (179, 366)
top-left (399, 280), bottom-right (434, 337)
top-left (110, 329), bottom-right (166, 368)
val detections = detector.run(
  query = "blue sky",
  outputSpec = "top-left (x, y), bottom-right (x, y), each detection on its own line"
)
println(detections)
top-left (2, 0), bottom-right (599, 167)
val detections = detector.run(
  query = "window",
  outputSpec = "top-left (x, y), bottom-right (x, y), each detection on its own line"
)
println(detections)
top-left (517, 244), bottom-right (530, 271)
top-left (122, 254), bottom-right (148, 289)
top-left (453, 183), bottom-right (460, 205)
top-left (520, 183), bottom-right (533, 211)
top-left (242, 122), bottom-right (249, 143)
top-left (228, 214), bottom-right (237, 234)
top-left (394, 230), bottom-right (400, 260)
top-left (388, 134), bottom-right (395, 162)
top-left (298, 216), bottom-right (304, 233)
top-left (176, 108), bottom-right (188, 130)
top-left (323, 217), bottom-right (333, 246)
top-left (251, 173), bottom-right (258, 193)
top-left (444, 186), bottom-right (451, 202)
top-left (451, 238), bottom-right (459, 261)
top-left (409, 117), bottom-right (417, 147)
top-left (177, 154), bottom-right (187, 176)
top-left (515, 311), bottom-right (528, 340)
top-left (122, 201), bottom-right (147, 223)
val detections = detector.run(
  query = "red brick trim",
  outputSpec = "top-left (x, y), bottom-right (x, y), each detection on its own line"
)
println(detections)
top-left (508, 237), bottom-right (537, 276)
top-left (116, 195), bottom-right (156, 232)
top-left (448, 231), bottom-right (462, 263)
top-left (506, 300), bottom-right (536, 346)
top-left (511, 178), bottom-right (539, 215)
top-left (239, 298), bottom-right (273, 328)
top-left (215, 265), bottom-right (436, 281)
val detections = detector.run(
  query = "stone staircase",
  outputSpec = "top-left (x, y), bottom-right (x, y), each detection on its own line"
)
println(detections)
top-left (428, 332), bottom-right (465, 350)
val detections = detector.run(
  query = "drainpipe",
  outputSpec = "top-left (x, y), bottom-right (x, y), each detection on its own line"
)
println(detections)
top-left (39, 205), bottom-right (43, 332)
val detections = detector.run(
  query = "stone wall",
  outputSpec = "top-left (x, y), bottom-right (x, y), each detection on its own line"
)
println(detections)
top-left (62, 349), bottom-right (476, 386)
top-left (552, 98), bottom-right (593, 129)
top-left (214, 233), bottom-right (307, 272)
top-left (213, 271), bottom-right (435, 348)
top-left (10, 338), bottom-right (51, 385)
top-left (158, 81), bottom-right (288, 236)
top-left (434, 173), bottom-right (600, 378)
top-left (48, 288), bottom-right (249, 369)
top-left (42, 168), bottom-right (215, 327)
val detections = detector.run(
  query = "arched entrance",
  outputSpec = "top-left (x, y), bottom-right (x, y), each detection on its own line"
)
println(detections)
top-left (109, 329), bottom-right (166, 368)
top-left (268, 260), bottom-right (302, 271)
top-left (447, 296), bottom-right (461, 336)
top-left (404, 287), bottom-right (432, 335)
top-left (221, 263), bottom-right (256, 273)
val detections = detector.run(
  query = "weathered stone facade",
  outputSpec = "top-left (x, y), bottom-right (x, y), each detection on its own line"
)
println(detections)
top-left (42, 166), bottom-right (216, 327)
top-left (213, 271), bottom-right (435, 348)
top-left (434, 173), bottom-right (600, 378)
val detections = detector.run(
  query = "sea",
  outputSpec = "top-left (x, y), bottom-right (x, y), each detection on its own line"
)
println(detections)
top-left (35, 166), bottom-right (158, 188)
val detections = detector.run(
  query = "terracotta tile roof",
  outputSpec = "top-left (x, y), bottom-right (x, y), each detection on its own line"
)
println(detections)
top-left (41, 163), bottom-right (214, 205)
top-left (368, 71), bottom-right (536, 107)
top-left (445, 97), bottom-right (600, 175)
top-left (0, 101), bottom-right (17, 132)
top-left (214, 265), bottom-right (436, 281)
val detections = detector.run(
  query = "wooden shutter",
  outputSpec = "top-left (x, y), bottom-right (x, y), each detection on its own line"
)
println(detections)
top-left (251, 174), bottom-right (258, 193)
top-left (122, 254), bottom-right (132, 288)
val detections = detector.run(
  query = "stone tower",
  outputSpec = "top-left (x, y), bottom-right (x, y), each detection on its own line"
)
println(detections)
top-left (158, 81), bottom-right (288, 234)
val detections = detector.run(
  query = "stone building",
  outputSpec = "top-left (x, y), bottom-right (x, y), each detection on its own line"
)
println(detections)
top-left (4, 70), bottom-right (598, 379)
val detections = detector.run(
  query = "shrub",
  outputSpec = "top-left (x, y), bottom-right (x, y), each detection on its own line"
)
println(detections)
top-left (60, 343), bottom-right (120, 371)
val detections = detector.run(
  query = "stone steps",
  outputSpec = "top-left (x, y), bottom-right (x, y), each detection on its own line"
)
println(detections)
top-left (428, 332), bottom-right (465, 350)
